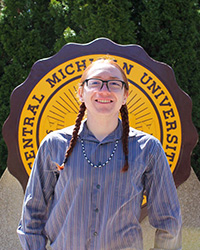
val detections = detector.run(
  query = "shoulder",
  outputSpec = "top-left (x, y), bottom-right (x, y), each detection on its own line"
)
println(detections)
top-left (39, 119), bottom-right (86, 147)
top-left (129, 127), bottom-right (158, 141)
top-left (39, 125), bottom-right (74, 147)
top-left (129, 127), bottom-right (162, 152)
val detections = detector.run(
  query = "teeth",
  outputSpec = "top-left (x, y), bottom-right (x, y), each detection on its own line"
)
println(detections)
top-left (97, 100), bottom-right (112, 103)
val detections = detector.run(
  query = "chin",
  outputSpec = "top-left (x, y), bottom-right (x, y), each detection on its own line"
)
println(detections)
top-left (95, 108), bottom-right (119, 117)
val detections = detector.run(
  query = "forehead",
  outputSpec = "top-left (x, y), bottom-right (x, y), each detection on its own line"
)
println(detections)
top-left (86, 62), bottom-right (123, 79)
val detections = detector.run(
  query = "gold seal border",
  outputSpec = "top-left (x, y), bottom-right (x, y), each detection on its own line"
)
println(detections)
top-left (18, 55), bottom-right (182, 176)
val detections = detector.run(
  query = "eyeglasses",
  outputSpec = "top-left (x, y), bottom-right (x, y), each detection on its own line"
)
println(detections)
top-left (82, 78), bottom-right (126, 92)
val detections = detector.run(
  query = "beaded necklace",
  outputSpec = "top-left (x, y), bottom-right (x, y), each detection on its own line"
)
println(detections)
top-left (81, 139), bottom-right (119, 168)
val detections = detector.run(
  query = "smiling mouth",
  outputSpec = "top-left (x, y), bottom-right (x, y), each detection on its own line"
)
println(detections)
top-left (95, 99), bottom-right (113, 103)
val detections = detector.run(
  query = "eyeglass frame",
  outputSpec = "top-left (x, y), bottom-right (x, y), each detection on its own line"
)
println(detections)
top-left (81, 78), bottom-right (128, 92)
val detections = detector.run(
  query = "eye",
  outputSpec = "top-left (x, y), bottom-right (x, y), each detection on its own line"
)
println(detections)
top-left (88, 79), bottom-right (101, 86)
top-left (109, 81), bottom-right (122, 88)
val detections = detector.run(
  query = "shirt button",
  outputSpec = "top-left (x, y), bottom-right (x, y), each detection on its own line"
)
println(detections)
top-left (95, 208), bottom-right (99, 213)
top-left (93, 232), bottom-right (98, 236)
top-left (96, 184), bottom-right (100, 189)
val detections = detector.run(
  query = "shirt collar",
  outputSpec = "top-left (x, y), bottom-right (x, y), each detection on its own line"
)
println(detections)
top-left (79, 119), bottom-right (122, 143)
top-left (64, 119), bottom-right (136, 143)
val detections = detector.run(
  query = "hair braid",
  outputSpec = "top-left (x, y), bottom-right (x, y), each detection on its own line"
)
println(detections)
top-left (120, 104), bottom-right (129, 172)
top-left (57, 102), bottom-right (86, 170)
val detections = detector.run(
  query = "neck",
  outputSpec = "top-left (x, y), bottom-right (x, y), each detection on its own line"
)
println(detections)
top-left (86, 113), bottom-right (119, 141)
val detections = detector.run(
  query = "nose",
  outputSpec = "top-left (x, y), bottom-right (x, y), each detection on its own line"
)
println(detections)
top-left (100, 82), bottom-right (110, 92)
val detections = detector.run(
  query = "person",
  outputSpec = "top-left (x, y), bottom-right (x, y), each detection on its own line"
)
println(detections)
top-left (17, 58), bottom-right (182, 250)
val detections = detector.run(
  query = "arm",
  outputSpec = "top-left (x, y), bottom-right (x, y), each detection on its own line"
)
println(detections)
top-left (144, 140), bottom-right (182, 250)
top-left (17, 137), bottom-right (59, 250)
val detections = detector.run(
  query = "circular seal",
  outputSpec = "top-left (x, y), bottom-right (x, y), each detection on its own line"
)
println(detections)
top-left (18, 55), bottom-right (181, 176)
top-left (3, 38), bottom-right (198, 193)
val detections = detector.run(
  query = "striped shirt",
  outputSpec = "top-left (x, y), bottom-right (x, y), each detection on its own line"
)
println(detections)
top-left (17, 120), bottom-right (182, 250)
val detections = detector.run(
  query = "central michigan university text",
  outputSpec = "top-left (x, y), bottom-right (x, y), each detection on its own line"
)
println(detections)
top-left (20, 59), bottom-right (180, 170)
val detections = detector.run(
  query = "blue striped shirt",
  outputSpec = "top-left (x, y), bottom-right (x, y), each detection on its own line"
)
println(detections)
top-left (17, 120), bottom-right (182, 250)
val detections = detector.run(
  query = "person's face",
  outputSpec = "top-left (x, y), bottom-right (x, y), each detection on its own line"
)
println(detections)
top-left (78, 62), bottom-right (128, 119)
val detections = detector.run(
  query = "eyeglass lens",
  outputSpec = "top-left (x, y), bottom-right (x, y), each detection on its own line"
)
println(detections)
top-left (86, 79), bottom-right (123, 91)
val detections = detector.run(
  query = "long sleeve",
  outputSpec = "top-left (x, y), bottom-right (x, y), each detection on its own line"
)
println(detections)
top-left (17, 137), bottom-right (59, 250)
top-left (145, 140), bottom-right (182, 250)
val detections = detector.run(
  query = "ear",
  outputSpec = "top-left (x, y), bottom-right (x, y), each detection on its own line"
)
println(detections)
top-left (122, 90), bottom-right (129, 105)
top-left (78, 86), bottom-right (84, 102)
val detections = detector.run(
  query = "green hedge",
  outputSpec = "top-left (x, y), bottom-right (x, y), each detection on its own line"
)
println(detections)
top-left (0, 0), bottom-right (199, 179)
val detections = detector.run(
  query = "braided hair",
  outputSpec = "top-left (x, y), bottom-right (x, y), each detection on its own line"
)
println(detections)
top-left (120, 104), bottom-right (129, 172)
top-left (58, 59), bottom-right (130, 172)
top-left (57, 102), bottom-right (86, 170)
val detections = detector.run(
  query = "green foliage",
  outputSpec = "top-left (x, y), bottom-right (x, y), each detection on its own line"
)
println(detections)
top-left (0, 0), bottom-right (58, 176)
top-left (0, 0), bottom-right (199, 179)
top-left (133, 0), bottom-right (200, 179)
top-left (49, 0), bottom-right (69, 51)
top-left (52, 0), bottom-right (137, 47)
